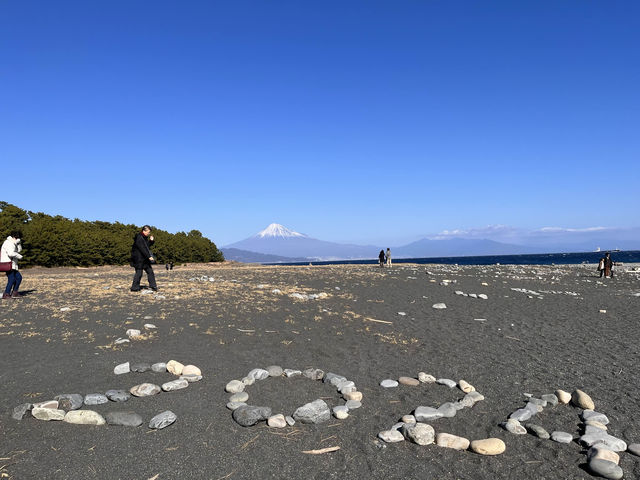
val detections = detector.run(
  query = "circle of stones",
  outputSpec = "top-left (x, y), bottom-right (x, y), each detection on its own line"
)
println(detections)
top-left (502, 388), bottom-right (637, 479)
top-left (225, 366), bottom-right (363, 428)
top-left (11, 359), bottom-right (203, 431)
top-left (377, 373), bottom-right (495, 453)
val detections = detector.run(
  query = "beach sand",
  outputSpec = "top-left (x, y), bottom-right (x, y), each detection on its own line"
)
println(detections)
top-left (1, 262), bottom-right (639, 479)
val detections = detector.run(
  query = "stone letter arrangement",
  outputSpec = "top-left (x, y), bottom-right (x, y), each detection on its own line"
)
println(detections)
top-left (376, 373), bottom-right (505, 455)
top-left (11, 359), bottom-right (202, 430)
top-left (226, 366), bottom-right (362, 428)
top-left (501, 388), bottom-right (640, 479)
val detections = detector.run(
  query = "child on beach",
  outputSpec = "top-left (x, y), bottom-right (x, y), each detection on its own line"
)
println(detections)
top-left (379, 250), bottom-right (385, 268)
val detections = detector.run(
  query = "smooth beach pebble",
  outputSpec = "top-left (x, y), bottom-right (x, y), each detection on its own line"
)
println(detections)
top-left (418, 372), bottom-right (436, 383)
top-left (33, 400), bottom-right (59, 409)
top-left (64, 410), bottom-right (106, 425)
top-left (414, 406), bottom-right (443, 422)
top-left (151, 362), bottom-right (167, 373)
top-left (345, 400), bottom-right (361, 410)
top-left (402, 415), bottom-right (416, 424)
top-left (149, 410), bottom-right (177, 430)
top-left (470, 438), bottom-right (506, 455)
top-left (333, 406), bottom-right (349, 419)
top-left (225, 380), bottom-right (245, 393)
top-left (284, 369), bottom-right (302, 377)
top-left (302, 368), bottom-right (325, 380)
top-left (266, 365), bottom-right (283, 377)
top-left (432, 303), bottom-right (447, 309)
top-left (551, 431), bottom-right (573, 444)
top-left (380, 379), bottom-right (399, 388)
top-left (229, 392), bottom-right (249, 403)
top-left (55, 394), bottom-right (83, 411)
top-left (180, 374), bottom-right (202, 383)
top-left (106, 390), bottom-right (130, 402)
top-left (293, 399), bottom-right (331, 424)
top-left (166, 360), bottom-right (184, 375)
top-left (588, 459), bottom-right (623, 480)
top-left (436, 433), bottom-right (470, 450)
top-left (181, 365), bottom-right (201, 376)
top-left (84, 394), bottom-right (108, 406)
top-left (114, 362), bottom-right (130, 375)
top-left (402, 423), bottom-right (435, 446)
top-left (126, 329), bottom-right (141, 338)
top-left (162, 379), bottom-right (189, 392)
top-left (588, 446), bottom-right (620, 465)
top-left (398, 376), bottom-right (420, 386)
top-left (437, 403), bottom-right (457, 418)
top-left (226, 402), bottom-right (247, 411)
top-left (232, 405), bottom-right (272, 427)
top-left (267, 414), bottom-right (287, 428)
top-left (458, 380), bottom-right (475, 393)
top-left (627, 444), bottom-right (640, 456)
top-left (571, 389), bottom-right (595, 410)
top-left (378, 430), bottom-right (405, 443)
top-left (556, 389), bottom-right (571, 404)
top-left (541, 393), bottom-right (558, 406)
top-left (131, 362), bottom-right (151, 373)
top-left (503, 419), bottom-right (526, 435)
top-left (436, 378), bottom-right (457, 388)
top-left (585, 420), bottom-right (608, 430)
top-left (130, 383), bottom-right (161, 397)
top-left (12, 403), bottom-right (32, 420)
top-left (32, 407), bottom-right (65, 421)
top-left (344, 391), bottom-right (363, 402)
top-left (582, 410), bottom-right (609, 425)
top-left (525, 424), bottom-right (550, 439)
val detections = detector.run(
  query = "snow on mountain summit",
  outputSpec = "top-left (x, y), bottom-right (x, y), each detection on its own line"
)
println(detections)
top-left (256, 223), bottom-right (307, 239)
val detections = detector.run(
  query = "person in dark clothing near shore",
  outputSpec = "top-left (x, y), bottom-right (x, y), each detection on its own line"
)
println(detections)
top-left (603, 252), bottom-right (614, 278)
top-left (130, 225), bottom-right (157, 292)
top-left (379, 250), bottom-right (386, 268)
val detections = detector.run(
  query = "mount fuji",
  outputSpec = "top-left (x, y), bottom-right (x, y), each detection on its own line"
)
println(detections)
top-left (223, 223), bottom-right (378, 260)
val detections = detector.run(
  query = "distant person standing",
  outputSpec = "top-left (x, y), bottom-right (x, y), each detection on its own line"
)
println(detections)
top-left (130, 225), bottom-right (158, 292)
top-left (597, 256), bottom-right (606, 277)
top-left (603, 252), bottom-right (614, 278)
top-left (1, 231), bottom-right (24, 299)
top-left (386, 248), bottom-right (392, 267)
top-left (379, 250), bottom-right (385, 268)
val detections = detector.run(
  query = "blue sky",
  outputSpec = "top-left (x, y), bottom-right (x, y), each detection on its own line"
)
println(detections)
top-left (1, 1), bottom-right (638, 247)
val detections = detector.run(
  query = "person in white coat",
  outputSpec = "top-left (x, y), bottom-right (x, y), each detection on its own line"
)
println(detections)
top-left (1, 231), bottom-right (24, 299)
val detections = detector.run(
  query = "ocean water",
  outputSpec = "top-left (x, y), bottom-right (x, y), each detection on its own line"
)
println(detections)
top-left (276, 250), bottom-right (640, 267)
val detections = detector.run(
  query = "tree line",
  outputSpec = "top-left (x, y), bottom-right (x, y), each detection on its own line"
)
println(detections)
top-left (0, 202), bottom-right (224, 267)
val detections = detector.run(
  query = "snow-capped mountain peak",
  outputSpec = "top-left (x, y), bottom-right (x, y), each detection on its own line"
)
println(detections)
top-left (256, 223), bottom-right (307, 239)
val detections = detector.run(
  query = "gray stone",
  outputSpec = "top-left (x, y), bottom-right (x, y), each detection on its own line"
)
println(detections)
top-left (378, 429), bottom-right (405, 443)
top-left (551, 431), bottom-right (573, 443)
top-left (588, 459), bottom-right (623, 480)
top-left (84, 393), bottom-right (108, 405)
top-left (525, 402), bottom-right (543, 415)
top-left (266, 365), bottom-right (283, 377)
top-left (436, 378), bottom-right (457, 388)
top-left (285, 415), bottom-right (295, 426)
top-left (302, 368), bottom-right (324, 380)
top-left (232, 405), bottom-right (272, 427)
top-left (333, 406), bottom-right (349, 419)
top-left (32, 407), bottom-right (66, 421)
top-left (226, 402), bottom-right (247, 411)
top-left (230, 392), bottom-right (249, 403)
top-left (130, 383), bottom-right (161, 397)
top-left (462, 391), bottom-right (485, 407)
top-left (432, 303), bottom-right (447, 309)
top-left (241, 376), bottom-right (255, 386)
top-left (582, 410), bottom-right (610, 425)
top-left (55, 394), bottom-right (83, 411)
top-left (510, 408), bottom-right (533, 422)
top-left (225, 380), bottom-right (245, 393)
top-left (247, 368), bottom-right (270, 380)
top-left (502, 418), bottom-right (526, 434)
top-left (114, 362), bottom-right (130, 375)
top-left (33, 400), bottom-right (58, 409)
top-left (293, 399), bottom-right (331, 424)
top-left (345, 400), bottom-right (361, 410)
top-left (105, 411), bottom-right (144, 427)
top-left (437, 402), bottom-right (457, 418)
top-left (402, 423), bottom-right (435, 445)
top-left (528, 397), bottom-right (547, 407)
top-left (131, 362), bottom-right (151, 373)
top-left (337, 380), bottom-right (355, 392)
top-left (380, 379), bottom-right (399, 388)
top-left (180, 374), bottom-right (202, 383)
top-left (12, 403), bottom-right (32, 420)
top-left (64, 410), bottom-right (106, 425)
top-left (151, 362), bottom-right (167, 373)
top-left (106, 390), bottom-right (130, 402)
top-left (149, 410), bottom-right (177, 429)
top-left (418, 372), bottom-right (436, 383)
top-left (541, 394), bottom-right (559, 406)
top-left (414, 406), bottom-right (444, 422)
top-left (162, 379), bottom-right (189, 392)
top-left (324, 372), bottom-right (346, 385)
top-left (525, 423), bottom-right (550, 439)
top-left (628, 443), bottom-right (640, 456)
top-left (284, 369), bottom-right (302, 377)
top-left (580, 432), bottom-right (627, 452)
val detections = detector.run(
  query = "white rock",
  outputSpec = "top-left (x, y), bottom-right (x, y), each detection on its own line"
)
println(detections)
top-left (432, 303), bottom-right (447, 309)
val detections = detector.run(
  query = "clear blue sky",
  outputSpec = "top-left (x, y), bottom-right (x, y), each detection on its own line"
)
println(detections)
top-left (2, 1), bottom-right (638, 246)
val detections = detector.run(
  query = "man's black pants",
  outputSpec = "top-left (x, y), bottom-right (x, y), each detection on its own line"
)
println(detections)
top-left (131, 264), bottom-right (157, 291)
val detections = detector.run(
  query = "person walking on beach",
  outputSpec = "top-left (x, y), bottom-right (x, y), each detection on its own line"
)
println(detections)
top-left (603, 252), bottom-right (614, 278)
top-left (386, 248), bottom-right (392, 267)
top-left (378, 250), bottom-right (386, 268)
top-left (130, 225), bottom-right (158, 292)
top-left (1, 231), bottom-right (24, 299)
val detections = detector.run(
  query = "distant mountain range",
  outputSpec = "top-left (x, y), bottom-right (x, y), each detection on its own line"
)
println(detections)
top-left (223, 223), bottom-right (547, 262)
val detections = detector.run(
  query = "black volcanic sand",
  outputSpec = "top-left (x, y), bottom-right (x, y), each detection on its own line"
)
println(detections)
top-left (1, 263), bottom-right (640, 479)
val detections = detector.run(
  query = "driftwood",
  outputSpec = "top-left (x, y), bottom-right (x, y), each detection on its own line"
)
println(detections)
top-left (302, 446), bottom-right (341, 455)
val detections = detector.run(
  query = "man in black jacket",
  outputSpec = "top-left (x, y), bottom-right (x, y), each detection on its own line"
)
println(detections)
top-left (130, 225), bottom-right (158, 292)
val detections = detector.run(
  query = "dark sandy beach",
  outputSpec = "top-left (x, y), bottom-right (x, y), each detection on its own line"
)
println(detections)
top-left (1, 262), bottom-right (640, 479)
